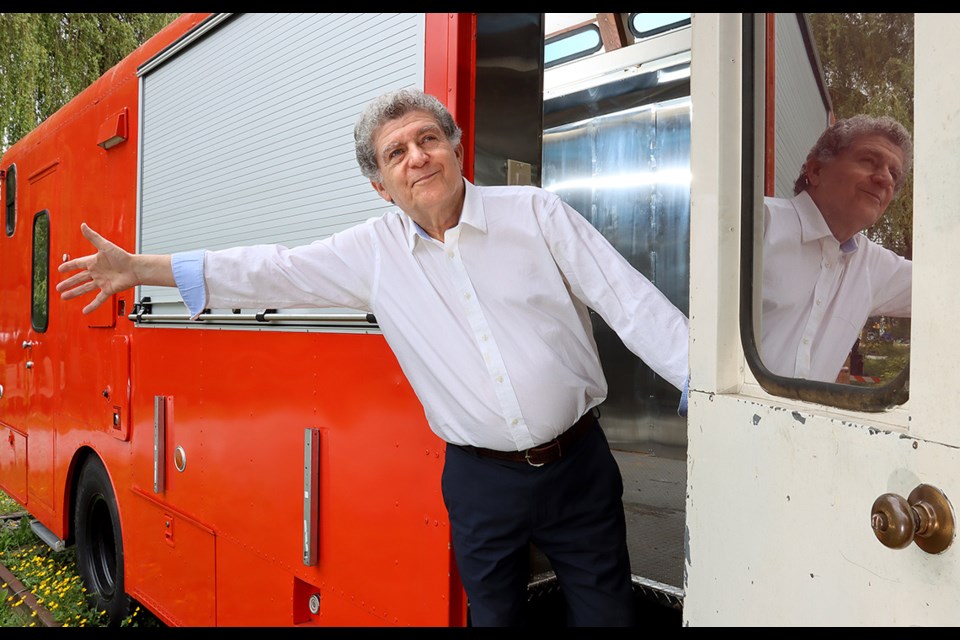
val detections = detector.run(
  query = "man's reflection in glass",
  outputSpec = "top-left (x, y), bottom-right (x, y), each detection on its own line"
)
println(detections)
top-left (761, 115), bottom-right (912, 382)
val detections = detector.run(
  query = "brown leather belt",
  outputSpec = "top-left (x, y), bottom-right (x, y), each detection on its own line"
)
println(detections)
top-left (456, 411), bottom-right (597, 467)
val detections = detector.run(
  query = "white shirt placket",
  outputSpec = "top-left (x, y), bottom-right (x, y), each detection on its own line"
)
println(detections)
top-left (441, 227), bottom-right (534, 450)
top-left (796, 239), bottom-right (844, 378)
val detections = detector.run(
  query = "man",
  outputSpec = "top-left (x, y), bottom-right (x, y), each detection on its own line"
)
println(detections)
top-left (761, 114), bottom-right (912, 383)
top-left (58, 88), bottom-right (689, 626)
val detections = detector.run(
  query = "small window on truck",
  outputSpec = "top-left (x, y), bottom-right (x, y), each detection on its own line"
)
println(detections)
top-left (5, 164), bottom-right (15, 237)
top-left (628, 13), bottom-right (690, 40)
top-left (32, 210), bottom-right (49, 332)
top-left (544, 24), bottom-right (602, 69)
top-left (740, 13), bottom-right (912, 412)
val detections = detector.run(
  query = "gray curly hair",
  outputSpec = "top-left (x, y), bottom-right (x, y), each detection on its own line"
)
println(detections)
top-left (794, 114), bottom-right (913, 195)
top-left (354, 88), bottom-right (463, 182)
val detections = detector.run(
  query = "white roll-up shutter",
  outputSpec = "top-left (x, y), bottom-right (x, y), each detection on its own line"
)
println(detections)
top-left (137, 13), bottom-right (425, 307)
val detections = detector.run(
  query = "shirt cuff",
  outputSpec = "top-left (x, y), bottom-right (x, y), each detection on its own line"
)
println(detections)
top-left (171, 250), bottom-right (207, 319)
top-left (677, 376), bottom-right (689, 418)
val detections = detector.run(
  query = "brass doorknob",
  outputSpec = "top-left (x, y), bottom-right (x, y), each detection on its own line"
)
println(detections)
top-left (871, 484), bottom-right (955, 554)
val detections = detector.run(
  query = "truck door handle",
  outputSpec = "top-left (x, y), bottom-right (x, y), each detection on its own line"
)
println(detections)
top-left (871, 484), bottom-right (955, 554)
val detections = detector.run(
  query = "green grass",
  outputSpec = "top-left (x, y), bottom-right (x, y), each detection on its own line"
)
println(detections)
top-left (0, 489), bottom-right (162, 627)
top-left (855, 340), bottom-right (910, 386)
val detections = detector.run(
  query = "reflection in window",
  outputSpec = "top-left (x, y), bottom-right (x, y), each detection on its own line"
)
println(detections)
top-left (545, 24), bottom-right (602, 68)
top-left (628, 13), bottom-right (691, 40)
top-left (744, 13), bottom-right (912, 411)
top-left (32, 210), bottom-right (49, 332)
top-left (5, 164), bottom-right (15, 237)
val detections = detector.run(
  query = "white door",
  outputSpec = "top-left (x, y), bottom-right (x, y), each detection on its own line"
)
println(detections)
top-left (684, 13), bottom-right (960, 625)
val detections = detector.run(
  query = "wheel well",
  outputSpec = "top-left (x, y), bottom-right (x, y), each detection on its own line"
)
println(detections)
top-left (64, 447), bottom-right (98, 548)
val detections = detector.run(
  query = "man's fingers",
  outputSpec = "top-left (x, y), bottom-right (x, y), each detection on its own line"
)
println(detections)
top-left (57, 224), bottom-right (120, 314)
top-left (82, 290), bottom-right (110, 315)
top-left (60, 281), bottom-right (99, 301)
top-left (58, 230), bottom-right (101, 274)
top-left (55, 270), bottom-right (91, 293)
top-left (58, 255), bottom-right (93, 274)
top-left (80, 222), bottom-right (108, 248)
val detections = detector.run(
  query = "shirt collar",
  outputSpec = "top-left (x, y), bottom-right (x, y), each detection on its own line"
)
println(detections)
top-left (792, 189), bottom-right (860, 253)
top-left (403, 178), bottom-right (487, 252)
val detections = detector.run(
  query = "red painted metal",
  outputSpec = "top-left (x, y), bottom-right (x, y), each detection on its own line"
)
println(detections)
top-left (764, 13), bottom-right (776, 198)
top-left (0, 13), bottom-right (474, 627)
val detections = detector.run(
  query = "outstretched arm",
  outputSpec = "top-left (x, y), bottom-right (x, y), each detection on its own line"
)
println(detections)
top-left (56, 223), bottom-right (175, 314)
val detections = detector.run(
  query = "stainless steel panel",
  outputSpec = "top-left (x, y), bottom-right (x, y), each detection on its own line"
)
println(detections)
top-left (543, 96), bottom-right (691, 454)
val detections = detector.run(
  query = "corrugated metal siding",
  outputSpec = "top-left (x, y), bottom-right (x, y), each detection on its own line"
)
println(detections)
top-left (774, 13), bottom-right (829, 199)
top-left (138, 13), bottom-right (424, 306)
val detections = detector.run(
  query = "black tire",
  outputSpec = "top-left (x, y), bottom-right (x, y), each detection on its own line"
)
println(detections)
top-left (75, 456), bottom-right (131, 625)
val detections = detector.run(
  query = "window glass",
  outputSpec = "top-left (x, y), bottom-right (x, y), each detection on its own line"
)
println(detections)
top-left (5, 164), bottom-right (15, 237)
top-left (544, 25), bottom-right (602, 68)
top-left (746, 13), bottom-right (913, 410)
top-left (32, 211), bottom-right (49, 332)
top-left (628, 13), bottom-right (691, 40)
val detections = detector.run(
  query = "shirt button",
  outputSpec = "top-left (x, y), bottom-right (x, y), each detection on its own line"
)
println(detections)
top-left (496, 375), bottom-right (504, 383)
top-left (816, 298), bottom-right (822, 306)
top-left (803, 338), bottom-right (810, 345)
top-left (446, 250), bottom-right (454, 258)
top-left (511, 418), bottom-right (518, 426)
top-left (481, 334), bottom-right (488, 342)
top-left (463, 292), bottom-right (472, 301)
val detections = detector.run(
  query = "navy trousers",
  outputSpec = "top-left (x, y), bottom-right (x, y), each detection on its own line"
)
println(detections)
top-left (441, 417), bottom-right (636, 627)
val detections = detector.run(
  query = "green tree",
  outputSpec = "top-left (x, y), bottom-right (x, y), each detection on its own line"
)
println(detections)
top-left (0, 13), bottom-right (180, 151)
top-left (807, 12), bottom-right (914, 258)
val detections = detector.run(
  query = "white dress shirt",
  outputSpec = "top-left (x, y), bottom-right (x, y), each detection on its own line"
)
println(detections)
top-left (172, 179), bottom-right (689, 450)
top-left (760, 191), bottom-right (911, 382)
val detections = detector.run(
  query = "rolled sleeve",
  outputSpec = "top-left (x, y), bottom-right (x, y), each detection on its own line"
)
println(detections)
top-left (171, 250), bottom-right (207, 318)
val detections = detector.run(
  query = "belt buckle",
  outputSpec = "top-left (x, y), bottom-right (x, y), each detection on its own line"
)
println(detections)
top-left (524, 440), bottom-right (560, 467)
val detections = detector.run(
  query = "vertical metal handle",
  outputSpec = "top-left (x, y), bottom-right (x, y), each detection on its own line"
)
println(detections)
top-left (154, 396), bottom-right (166, 493)
top-left (303, 428), bottom-right (320, 566)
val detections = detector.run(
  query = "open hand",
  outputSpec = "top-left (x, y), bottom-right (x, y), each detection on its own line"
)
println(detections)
top-left (56, 223), bottom-right (140, 314)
